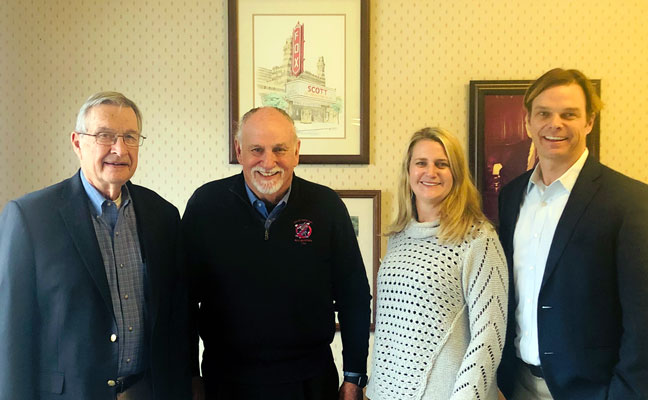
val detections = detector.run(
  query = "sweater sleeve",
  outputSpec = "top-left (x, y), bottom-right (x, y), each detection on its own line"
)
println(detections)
top-left (330, 194), bottom-right (371, 374)
top-left (450, 227), bottom-right (509, 400)
top-left (180, 191), bottom-right (206, 379)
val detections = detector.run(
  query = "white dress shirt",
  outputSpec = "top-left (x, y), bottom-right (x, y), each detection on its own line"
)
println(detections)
top-left (512, 149), bottom-right (589, 365)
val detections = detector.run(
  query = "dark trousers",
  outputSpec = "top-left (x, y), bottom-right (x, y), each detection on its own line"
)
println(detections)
top-left (115, 373), bottom-right (152, 400)
top-left (205, 360), bottom-right (339, 400)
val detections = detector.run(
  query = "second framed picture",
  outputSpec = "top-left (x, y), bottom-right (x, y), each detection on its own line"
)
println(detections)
top-left (336, 190), bottom-right (380, 331)
top-left (468, 80), bottom-right (601, 225)
top-left (228, 0), bottom-right (370, 164)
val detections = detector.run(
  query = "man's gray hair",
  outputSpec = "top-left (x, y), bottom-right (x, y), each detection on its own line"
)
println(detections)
top-left (75, 91), bottom-right (142, 133)
top-left (235, 106), bottom-right (297, 142)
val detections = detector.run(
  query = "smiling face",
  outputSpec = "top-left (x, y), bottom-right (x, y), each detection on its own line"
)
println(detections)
top-left (71, 104), bottom-right (139, 200)
top-left (409, 139), bottom-right (453, 221)
top-left (235, 108), bottom-right (300, 204)
top-left (526, 83), bottom-right (594, 175)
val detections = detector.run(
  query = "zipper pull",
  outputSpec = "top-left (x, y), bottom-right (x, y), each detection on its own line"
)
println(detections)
top-left (265, 229), bottom-right (269, 241)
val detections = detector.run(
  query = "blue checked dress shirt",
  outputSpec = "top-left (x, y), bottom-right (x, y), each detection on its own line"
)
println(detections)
top-left (81, 172), bottom-right (147, 377)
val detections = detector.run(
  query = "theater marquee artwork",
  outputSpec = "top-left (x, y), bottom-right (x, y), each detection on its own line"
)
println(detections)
top-left (255, 18), bottom-right (344, 140)
top-left (228, 0), bottom-right (369, 164)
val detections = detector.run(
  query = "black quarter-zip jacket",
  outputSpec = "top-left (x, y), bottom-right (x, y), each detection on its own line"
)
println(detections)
top-left (182, 173), bottom-right (370, 384)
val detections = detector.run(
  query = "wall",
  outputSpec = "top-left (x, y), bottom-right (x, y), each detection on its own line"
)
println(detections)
top-left (2, 0), bottom-right (647, 379)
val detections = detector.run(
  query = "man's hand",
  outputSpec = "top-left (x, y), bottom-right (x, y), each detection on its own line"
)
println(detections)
top-left (339, 381), bottom-right (363, 400)
top-left (191, 376), bottom-right (205, 400)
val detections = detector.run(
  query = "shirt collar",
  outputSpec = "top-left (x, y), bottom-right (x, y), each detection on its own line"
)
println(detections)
top-left (527, 148), bottom-right (589, 194)
top-left (80, 170), bottom-right (130, 216)
top-left (244, 182), bottom-right (291, 218)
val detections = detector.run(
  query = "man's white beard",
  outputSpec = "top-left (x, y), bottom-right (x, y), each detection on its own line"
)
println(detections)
top-left (251, 166), bottom-right (284, 195)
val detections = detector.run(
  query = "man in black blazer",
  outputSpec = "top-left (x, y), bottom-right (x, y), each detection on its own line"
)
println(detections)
top-left (0, 92), bottom-right (191, 399)
top-left (497, 68), bottom-right (648, 399)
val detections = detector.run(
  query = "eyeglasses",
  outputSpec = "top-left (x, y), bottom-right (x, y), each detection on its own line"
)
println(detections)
top-left (77, 131), bottom-right (146, 147)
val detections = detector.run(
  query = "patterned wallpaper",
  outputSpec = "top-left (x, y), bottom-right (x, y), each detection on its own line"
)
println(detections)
top-left (2, 0), bottom-right (647, 380)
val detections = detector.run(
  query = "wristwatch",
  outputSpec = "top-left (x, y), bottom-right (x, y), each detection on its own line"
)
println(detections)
top-left (343, 372), bottom-right (368, 388)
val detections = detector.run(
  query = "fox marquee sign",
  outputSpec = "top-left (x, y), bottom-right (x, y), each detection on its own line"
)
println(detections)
top-left (291, 22), bottom-right (304, 77)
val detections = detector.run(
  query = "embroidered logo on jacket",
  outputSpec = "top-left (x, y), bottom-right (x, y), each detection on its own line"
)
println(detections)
top-left (294, 219), bottom-right (313, 243)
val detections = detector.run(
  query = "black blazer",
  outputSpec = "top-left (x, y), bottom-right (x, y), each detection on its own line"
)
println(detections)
top-left (0, 171), bottom-right (191, 400)
top-left (496, 157), bottom-right (648, 399)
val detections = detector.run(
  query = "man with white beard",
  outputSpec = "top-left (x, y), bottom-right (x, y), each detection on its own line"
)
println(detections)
top-left (182, 107), bottom-right (370, 400)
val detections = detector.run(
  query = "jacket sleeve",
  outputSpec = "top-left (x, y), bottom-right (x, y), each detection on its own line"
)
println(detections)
top-left (608, 184), bottom-right (648, 399)
top-left (451, 227), bottom-right (509, 400)
top-left (496, 184), bottom-right (520, 398)
top-left (0, 201), bottom-right (38, 400)
top-left (330, 195), bottom-right (371, 374)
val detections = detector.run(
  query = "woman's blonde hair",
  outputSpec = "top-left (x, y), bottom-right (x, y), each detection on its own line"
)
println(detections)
top-left (387, 127), bottom-right (490, 243)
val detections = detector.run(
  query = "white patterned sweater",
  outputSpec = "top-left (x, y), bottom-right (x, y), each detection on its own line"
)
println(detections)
top-left (367, 220), bottom-right (508, 400)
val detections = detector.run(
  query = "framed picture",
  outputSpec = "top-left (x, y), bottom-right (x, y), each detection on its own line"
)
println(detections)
top-left (228, 0), bottom-right (370, 164)
top-left (335, 190), bottom-right (380, 331)
top-left (468, 80), bottom-right (601, 225)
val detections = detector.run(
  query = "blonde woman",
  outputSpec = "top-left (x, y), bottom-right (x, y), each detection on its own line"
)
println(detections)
top-left (367, 127), bottom-right (508, 400)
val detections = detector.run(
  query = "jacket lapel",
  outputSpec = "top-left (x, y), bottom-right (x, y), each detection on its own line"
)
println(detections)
top-left (541, 157), bottom-right (602, 289)
top-left (59, 171), bottom-right (115, 316)
top-left (128, 183), bottom-right (161, 329)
